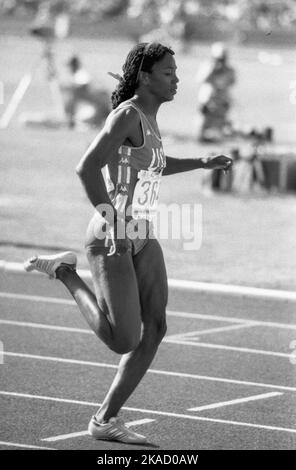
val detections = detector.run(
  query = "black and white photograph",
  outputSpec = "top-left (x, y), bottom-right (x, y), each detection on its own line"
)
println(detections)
top-left (0, 0), bottom-right (296, 458)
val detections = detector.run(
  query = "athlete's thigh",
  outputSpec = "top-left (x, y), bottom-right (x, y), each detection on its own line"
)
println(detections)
top-left (86, 248), bottom-right (142, 335)
top-left (132, 239), bottom-right (168, 325)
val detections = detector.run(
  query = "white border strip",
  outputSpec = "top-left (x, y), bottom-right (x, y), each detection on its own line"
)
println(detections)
top-left (164, 338), bottom-right (292, 359)
top-left (188, 392), bottom-right (282, 412)
top-left (166, 322), bottom-right (257, 340)
top-left (1, 291), bottom-right (296, 329)
top-left (1, 260), bottom-right (296, 301)
top-left (1, 390), bottom-right (296, 435)
top-left (42, 430), bottom-right (89, 442)
top-left (0, 320), bottom-right (291, 359)
top-left (168, 278), bottom-right (296, 300)
top-left (3, 351), bottom-right (296, 392)
top-left (0, 319), bottom-right (92, 334)
top-left (0, 292), bottom-right (74, 306)
top-left (0, 440), bottom-right (54, 450)
top-left (42, 419), bottom-right (155, 442)
top-left (0, 319), bottom-right (256, 338)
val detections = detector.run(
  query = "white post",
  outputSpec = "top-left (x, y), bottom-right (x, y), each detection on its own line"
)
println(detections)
top-left (0, 74), bottom-right (32, 129)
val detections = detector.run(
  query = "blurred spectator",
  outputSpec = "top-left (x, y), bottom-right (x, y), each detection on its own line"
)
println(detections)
top-left (201, 140), bottom-right (268, 195)
top-left (231, 141), bottom-right (266, 193)
top-left (19, 53), bottom-right (110, 130)
top-left (61, 55), bottom-right (110, 128)
top-left (1, 0), bottom-right (296, 37)
top-left (30, 0), bottom-right (70, 41)
top-left (197, 42), bottom-right (236, 142)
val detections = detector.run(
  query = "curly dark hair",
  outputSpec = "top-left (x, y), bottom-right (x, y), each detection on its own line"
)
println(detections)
top-left (111, 42), bottom-right (175, 109)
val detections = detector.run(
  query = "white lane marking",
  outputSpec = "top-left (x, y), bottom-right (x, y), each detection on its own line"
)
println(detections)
top-left (42, 430), bottom-right (89, 442)
top-left (166, 322), bottom-right (257, 340)
top-left (0, 440), bottom-right (54, 450)
top-left (0, 319), bottom-right (255, 338)
top-left (168, 278), bottom-right (296, 301)
top-left (0, 319), bottom-right (291, 359)
top-left (167, 311), bottom-right (296, 331)
top-left (3, 351), bottom-right (296, 392)
top-left (1, 390), bottom-right (296, 434)
top-left (188, 392), bottom-right (282, 412)
top-left (0, 390), bottom-right (99, 406)
top-left (125, 418), bottom-right (155, 428)
top-left (0, 319), bottom-right (92, 334)
top-left (2, 260), bottom-right (296, 300)
top-left (164, 338), bottom-right (292, 359)
top-left (42, 419), bottom-right (155, 442)
top-left (0, 292), bottom-right (74, 305)
top-left (1, 291), bottom-right (296, 330)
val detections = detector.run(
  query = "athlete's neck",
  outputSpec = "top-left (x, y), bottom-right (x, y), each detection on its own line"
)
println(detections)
top-left (130, 94), bottom-right (160, 120)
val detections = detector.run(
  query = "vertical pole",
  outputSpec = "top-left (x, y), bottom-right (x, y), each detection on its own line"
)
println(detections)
top-left (0, 74), bottom-right (32, 129)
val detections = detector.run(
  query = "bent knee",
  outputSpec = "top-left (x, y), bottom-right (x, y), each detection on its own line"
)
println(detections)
top-left (143, 315), bottom-right (167, 346)
top-left (156, 318), bottom-right (167, 342)
top-left (110, 333), bottom-right (141, 355)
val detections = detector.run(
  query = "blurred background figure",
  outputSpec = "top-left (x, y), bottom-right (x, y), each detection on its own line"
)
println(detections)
top-left (30, 0), bottom-right (70, 41)
top-left (231, 136), bottom-right (267, 194)
top-left (61, 55), bottom-right (110, 129)
top-left (130, 0), bottom-right (190, 52)
top-left (197, 42), bottom-right (236, 143)
top-left (18, 51), bottom-right (110, 130)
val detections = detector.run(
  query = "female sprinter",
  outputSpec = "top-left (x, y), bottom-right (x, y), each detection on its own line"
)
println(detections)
top-left (24, 42), bottom-right (232, 444)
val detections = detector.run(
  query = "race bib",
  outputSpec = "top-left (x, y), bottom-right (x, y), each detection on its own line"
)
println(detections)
top-left (132, 170), bottom-right (162, 220)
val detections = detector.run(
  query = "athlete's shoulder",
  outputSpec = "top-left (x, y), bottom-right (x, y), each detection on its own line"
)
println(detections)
top-left (106, 102), bottom-right (140, 130)
top-left (101, 102), bottom-right (140, 144)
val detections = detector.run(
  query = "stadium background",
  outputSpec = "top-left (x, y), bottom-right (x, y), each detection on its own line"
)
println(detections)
top-left (0, 0), bottom-right (295, 290)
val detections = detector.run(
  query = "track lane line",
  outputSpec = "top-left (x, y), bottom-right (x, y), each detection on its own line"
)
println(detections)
top-left (1, 390), bottom-right (296, 434)
top-left (0, 440), bottom-right (55, 450)
top-left (166, 322), bottom-right (257, 340)
top-left (1, 291), bottom-right (296, 330)
top-left (188, 391), bottom-right (282, 412)
top-left (167, 312), bottom-right (296, 330)
top-left (3, 352), bottom-right (296, 392)
top-left (0, 320), bottom-right (292, 359)
top-left (42, 430), bottom-right (88, 442)
top-left (164, 338), bottom-right (292, 358)
top-left (0, 319), bottom-right (91, 334)
top-left (42, 419), bottom-right (155, 442)
top-left (0, 320), bottom-right (291, 359)
top-left (2, 260), bottom-right (296, 300)
top-left (0, 292), bottom-right (74, 305)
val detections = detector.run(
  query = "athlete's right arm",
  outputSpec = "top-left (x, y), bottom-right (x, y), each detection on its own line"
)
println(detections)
top-left (76, 107), bottom-right (139, 224)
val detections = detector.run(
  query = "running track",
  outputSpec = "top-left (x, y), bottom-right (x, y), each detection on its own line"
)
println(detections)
top-left (0, 264), bottom-right (296, 450)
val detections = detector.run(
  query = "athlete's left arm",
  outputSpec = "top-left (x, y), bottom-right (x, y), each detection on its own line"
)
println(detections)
top-left (163, 155), bottom-right (233, 176)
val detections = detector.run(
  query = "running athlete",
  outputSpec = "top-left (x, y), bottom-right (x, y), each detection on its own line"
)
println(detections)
top-left (24, 43), bottom-right (232, 445)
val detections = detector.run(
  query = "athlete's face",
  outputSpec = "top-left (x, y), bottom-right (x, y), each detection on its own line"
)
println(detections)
top-left (146, 53), bottom-right (179, 102)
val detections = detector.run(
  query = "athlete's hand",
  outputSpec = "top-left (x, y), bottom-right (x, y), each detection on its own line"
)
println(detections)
top-left (107, 218), bottom-right (130, 257)
top-left (204, 155), bottom-right (233, 172)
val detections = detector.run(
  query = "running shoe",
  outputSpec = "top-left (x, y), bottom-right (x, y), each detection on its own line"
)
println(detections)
top-left (24, 251), bottom-right (77, 279)
top-left (88, 415), bottom-right (147, 444)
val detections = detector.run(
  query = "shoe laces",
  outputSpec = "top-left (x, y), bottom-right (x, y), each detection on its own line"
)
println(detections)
top-left (92, 416), bottom-right (145, 442)
top-left (33, 258), bottom-right (55, 274)
top-left (110, 416), bottom-right (127, 430)
top-left (106, 417), bottom-right (134, 438)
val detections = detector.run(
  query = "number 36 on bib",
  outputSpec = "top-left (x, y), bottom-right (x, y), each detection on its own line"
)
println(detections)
top-left (132, 170), bottom-right (162, 220)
